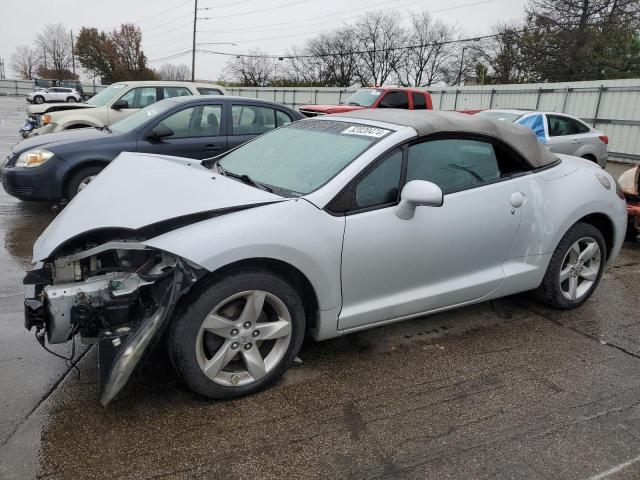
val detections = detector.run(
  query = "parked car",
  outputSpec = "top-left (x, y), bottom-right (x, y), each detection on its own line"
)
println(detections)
top-left (24, 81), bottom-right (227, 137)
top-left (23, 109), bottom-right (626, 405)
top-left (2, 96), bottom-right (302, 202)
top-left (34, 78), bottom-right (86, 98)
top-left (26, 87), bottom-right (82, 104)
top-left (618, 165), bottom-right (640, 239)
top-left (299, 86), bottom-right (433, 117)
top-left (475, 109), bottom-right (609, 168)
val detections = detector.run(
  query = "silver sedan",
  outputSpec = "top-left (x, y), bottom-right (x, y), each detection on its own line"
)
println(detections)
top-left (25, 110), bottom-right (627, 404)
top-left (476, 109), bottom-right (609, 168)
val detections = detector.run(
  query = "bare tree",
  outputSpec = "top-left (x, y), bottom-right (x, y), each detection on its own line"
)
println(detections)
top-left (223, 49), bottom-right (272, 86)
top-left (284, 46), bottom-right (326, 85)
top-left (35, 23), bottom-right (74, 79)
top-left (157, 63), bottom-right (191, 80)
top-left (111, 24), bottom-right (147, 74)
top-left (354, 11), bottom-right (406, 85)
top-left (473, 22), bottom-right (530, 84)
top-left (395, 11), bottom-right (458, 87)
top-left (10, 45), bottom-right (40, 79)
top-left (307, 27), bottom-right (361, 86)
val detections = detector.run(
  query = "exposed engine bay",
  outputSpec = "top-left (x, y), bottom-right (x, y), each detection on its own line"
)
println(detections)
top-left (24, 239), bottom-right (204, 405)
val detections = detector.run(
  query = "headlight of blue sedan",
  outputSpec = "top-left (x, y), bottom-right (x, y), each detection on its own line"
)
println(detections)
top-left (15, 149), bottom-right (54, 168)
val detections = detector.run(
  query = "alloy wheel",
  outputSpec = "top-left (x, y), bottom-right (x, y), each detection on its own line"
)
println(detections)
top-left (195, 290), bottom-right (292, 387)
top-left (559, 236), bottom-right (602, 301)
top-left (77, 175), bottom-right (96, 193)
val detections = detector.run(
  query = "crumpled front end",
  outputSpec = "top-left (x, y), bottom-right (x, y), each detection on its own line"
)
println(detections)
top-left (24, 239), bottom-right (204, 405)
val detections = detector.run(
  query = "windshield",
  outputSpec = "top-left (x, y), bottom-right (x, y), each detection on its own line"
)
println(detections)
top-left (476, 110), bottom-right (523, 122)
top-left (87, 83), bottom-right (128, 107)
top-left (344, 89), bottom-right (383, 107)
top-left (111, 99), bottom-right (175, 133)
top-left (219, 120), bottom-right (391, 196)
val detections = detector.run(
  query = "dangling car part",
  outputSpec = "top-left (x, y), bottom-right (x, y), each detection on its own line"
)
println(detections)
top-left (618, 165), bottom-right (640, 240)
top-left (24, 110), bottom-right (627, 405)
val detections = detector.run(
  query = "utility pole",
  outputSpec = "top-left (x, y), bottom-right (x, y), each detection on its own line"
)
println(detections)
top-left (457, 46), bottom-right (467, 86)
top-left (70, 30), bottom-right (76, 77)
top-left (191, 0), bottom-right (198, 82)
top-left (43, 46), bottom-right (47, 71)
top-left (0, 58), bottom-right (5, 79)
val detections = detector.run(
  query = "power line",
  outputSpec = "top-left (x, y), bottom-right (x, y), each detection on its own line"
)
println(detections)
top-left (149, 50), bottom-right (194, 63)
top-left (130, 0), bottom-right (192, 25)
top-left (201, 0), bottom-right (498, 43)
top-left (140, 12), bottom-right (193, 32)
top-left (143, 21), bottom-right (194, 40)
top-left (211, 0), bottom-right (312, 20)
top-left (193, 29), bottom-right (525, 60)
top-left (215, 0), bottom-right (259, 8)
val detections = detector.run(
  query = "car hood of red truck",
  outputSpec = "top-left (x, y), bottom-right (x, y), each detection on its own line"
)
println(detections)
top-left (299, 104), bottom-right (366, 115)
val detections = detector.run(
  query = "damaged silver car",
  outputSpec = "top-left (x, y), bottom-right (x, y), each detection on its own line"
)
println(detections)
top-left (24, 110), bottom-right (627, 404)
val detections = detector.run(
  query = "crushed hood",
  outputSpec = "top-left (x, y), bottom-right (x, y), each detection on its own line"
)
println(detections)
top-left (33, 152), bottom-right (285, 261)
top-left (27, 103), bottom-right (96, 115)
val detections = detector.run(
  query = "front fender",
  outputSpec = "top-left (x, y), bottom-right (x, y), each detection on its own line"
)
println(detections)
top-left (143, 200), bottom-right (345, 311)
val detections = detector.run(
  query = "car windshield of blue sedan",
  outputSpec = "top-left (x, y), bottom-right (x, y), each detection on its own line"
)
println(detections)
top-left (111, 100), bottom-right (175, 133)
top-left (219, 120), bottom-right (390, 195)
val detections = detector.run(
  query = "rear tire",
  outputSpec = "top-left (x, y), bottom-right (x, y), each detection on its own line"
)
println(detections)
top-left (581, 154), bottom-right (597, 163)
top-left (65, 165), bottom-right (105, 200)
top-left (167, 269), bottom-right (305, 400)
top-left (536, 222), bottom-right (606, 309)
top-left (66, 97), bottom-right (77, 103)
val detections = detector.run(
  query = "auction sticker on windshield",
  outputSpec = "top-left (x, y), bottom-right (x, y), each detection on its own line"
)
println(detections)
top-left (341, 126), bottom-right (390, 138)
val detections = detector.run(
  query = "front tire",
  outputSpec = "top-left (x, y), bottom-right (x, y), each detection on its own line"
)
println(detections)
top-left (65, 165), bottom-right (105, 200)
top-left (34, 95), bottom-right (45, 104)
top-left (167, 269), bottom-right (305, 400)
top-left (536, 222), bottom-right (606, 309)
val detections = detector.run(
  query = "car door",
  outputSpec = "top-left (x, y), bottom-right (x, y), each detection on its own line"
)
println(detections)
top-left (227, 103), bottom-right (294, 150)
top-left (138, 102), bottom-right (227, 159)
top-left (108, 86), bottom-right (159, 123)
top-left (338, 136), bottom-right (525, 331)
top-left (545, 114), bottom-right (583, 156)
top-left (48, 88), bottom-right (63, 102)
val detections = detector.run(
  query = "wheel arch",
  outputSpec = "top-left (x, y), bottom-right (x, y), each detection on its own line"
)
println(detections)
top-left (196, 257), bottom-right (320, 332)
top-left (61, 160), bottom-right (110, 198)
top-left (577, 212), bottom-right (615, 260)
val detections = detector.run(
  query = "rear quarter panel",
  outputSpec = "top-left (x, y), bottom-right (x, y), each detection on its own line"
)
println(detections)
top-left (512, 155), bottom-right (626, 263)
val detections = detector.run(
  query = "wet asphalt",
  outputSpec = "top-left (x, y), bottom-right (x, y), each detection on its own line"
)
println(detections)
top-left (1, 96), bottom-right (640, 479)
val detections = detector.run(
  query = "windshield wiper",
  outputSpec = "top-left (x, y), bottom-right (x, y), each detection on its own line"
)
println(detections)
top-left (347, 102), bottom-right (361, 106)
top-left (96, 125), bottom-right (112, 133)
top-left (225, 171), bottom-right (273, 193)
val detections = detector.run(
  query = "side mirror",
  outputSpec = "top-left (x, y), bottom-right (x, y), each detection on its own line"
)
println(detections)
top-left (148, 124), bottom-right (174, 140)
top-left (112, 99), bottom-right (129, 110)
top-left (395, 180), bottom-right (443, 220)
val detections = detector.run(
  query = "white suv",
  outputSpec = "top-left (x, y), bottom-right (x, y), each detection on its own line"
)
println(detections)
top-left (26, 81), bottom-right (227, 136)
top-left (27, 87), bottom-right (82, 104)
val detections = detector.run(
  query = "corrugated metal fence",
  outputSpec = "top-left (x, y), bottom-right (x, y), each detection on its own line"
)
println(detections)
top-left (2, 78), bottom-right (637, 161)
top-left (228, 79), bottom-right (640, 162)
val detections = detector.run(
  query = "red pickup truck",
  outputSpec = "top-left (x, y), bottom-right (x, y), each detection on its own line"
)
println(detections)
top-left (299, 86), bottom-right (433, 117)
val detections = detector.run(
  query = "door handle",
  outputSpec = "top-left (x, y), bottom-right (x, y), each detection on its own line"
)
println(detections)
top-left (205, 144), bottom-right (223, 151)
top-left (510, 191), bottom-right (525, 208)
top-left (571, 139), bottom-right (580, 144)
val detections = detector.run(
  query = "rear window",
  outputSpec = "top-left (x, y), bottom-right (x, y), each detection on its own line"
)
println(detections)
top-left (412, 92), bottom-right (427, 109)
top-left (198, 87), bottom-right (224, 96)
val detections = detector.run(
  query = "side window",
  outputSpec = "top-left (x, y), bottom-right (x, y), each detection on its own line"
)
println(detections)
top-left (411, 92), bottom-right (427, 110)
top-left (355, 149), bottom-right (403, 208)
top-left (546, 115), bottom-right (581, 137)
top-left (276, 110), bottom-right (292, 127)
top-left (118, 87), bottom-right (158, 109)
top-left (407, 139), bottom-right (501, 193)
top-left (568, 117), bottom-right (590, 134)
top-left (197, 87), bottom-right (223, 95)
top-left (157, 105), bottom-right (222, 138)
top-left (232, 105), bottom-right (278, 135)
top-left (162, 87), bottom-right (191, 99)
top-left (518, 114), bottom-right (546, 142)
top-left (378, 91), bottom-right (409, 109)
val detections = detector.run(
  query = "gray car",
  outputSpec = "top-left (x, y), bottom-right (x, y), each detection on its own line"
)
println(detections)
top-left (476, 109), bottom-right (609, 168)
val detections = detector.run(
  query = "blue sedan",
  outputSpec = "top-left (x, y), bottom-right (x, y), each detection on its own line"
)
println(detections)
top-left (1, 96), bottom-right (303, 201)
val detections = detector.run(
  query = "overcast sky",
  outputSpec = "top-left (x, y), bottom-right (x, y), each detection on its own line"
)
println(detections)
top-left (1, 0), bottom-right (526, 82)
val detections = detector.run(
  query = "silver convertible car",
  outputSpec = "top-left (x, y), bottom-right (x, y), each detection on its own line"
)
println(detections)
top-left (24, 110), bottom-right (627, 404)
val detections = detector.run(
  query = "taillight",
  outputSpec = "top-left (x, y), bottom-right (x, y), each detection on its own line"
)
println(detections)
top-left (598, 135), bottom-right (609, 145)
